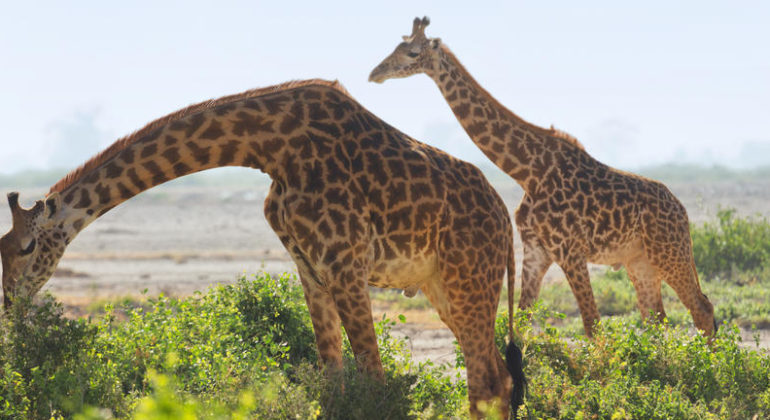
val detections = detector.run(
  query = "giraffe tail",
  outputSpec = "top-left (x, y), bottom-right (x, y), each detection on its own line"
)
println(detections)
top-left (504, 219), bottom-right (526, 416)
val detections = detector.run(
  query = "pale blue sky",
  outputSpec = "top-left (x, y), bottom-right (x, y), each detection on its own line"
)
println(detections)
top-left (1, 1), bottom-right (768, 174)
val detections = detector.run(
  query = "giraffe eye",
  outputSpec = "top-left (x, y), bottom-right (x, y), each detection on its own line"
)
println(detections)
top-left (407, 51), bottom-right (419, 58)
top-left (19, 239), bottom-right (36, 256)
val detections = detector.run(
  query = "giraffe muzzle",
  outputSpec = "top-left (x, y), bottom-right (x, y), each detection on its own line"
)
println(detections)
top-left (368, 65), bottom-right (388, 84)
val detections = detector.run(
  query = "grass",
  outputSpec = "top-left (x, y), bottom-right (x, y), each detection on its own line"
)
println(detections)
top-left (525, 265), bottom-right (770, 335)
top-left (525, 209), bottom-right (770, 334)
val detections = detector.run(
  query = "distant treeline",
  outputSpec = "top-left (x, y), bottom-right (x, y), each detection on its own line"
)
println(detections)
top-left (638, 163), bottom-right (770, 184)
top-left (0, 167), bottom-right (272, 189)
top-left (0, 163), bottom-right (768, 189)
top-left (477, 162), bottom-right (770, 185)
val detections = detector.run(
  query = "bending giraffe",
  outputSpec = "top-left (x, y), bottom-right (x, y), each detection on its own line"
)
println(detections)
top-left (0, 79), bottom-right (524, 418)
top-left (369, 17), bottom-right (716, 337)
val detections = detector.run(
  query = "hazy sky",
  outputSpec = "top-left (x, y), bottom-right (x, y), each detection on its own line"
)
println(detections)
top-left (1, 1), bottom-right (768, 174)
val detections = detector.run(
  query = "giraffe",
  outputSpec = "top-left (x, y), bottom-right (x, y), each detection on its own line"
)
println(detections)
top-left (0, 79), bottom-right (524, 418)
top-left (369, 17), bottom-right (716, 338)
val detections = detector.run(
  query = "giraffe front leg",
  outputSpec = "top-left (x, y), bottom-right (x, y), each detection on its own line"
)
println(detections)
top-left (656, 257), bottom-right (716, 337)
top-left (558, 256), bottom-right (600, 337)
top-left (515, 197), bottom-right (553, 309)
top-left (298, 272), bottom-right (344, 371)
top-left (329, 269), bottom-right (384, 380)
top-left (517, 232), bottom-right (552, 310)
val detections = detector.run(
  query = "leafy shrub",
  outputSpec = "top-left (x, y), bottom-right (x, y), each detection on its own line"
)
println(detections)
top-left (5, 269), bottom-right (770, 419)
top-left (691, 208), bottom-right (770, 281)
top-left (95, 273), bottom-right (316, 399)
top-left (1, 272), bottom-right (465, 419)
top-left (493, 304), bottom-right (770, 419)
top-left (0, 296), bottom-right (126, 419)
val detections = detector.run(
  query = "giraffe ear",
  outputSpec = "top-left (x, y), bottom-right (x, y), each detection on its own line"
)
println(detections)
top-left (45, 192), bottom-right (61, 219)
top-left (430, 38), bottom-right (441, 49)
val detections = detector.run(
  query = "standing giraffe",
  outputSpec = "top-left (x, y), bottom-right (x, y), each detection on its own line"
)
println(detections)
top-left (0, 79), bottom-right (524, 418)
top-left (369, 17), bottom-right (716, 337)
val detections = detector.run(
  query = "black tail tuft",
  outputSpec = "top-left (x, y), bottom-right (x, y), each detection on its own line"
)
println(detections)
top-left (505, 340), bottom-right (526, 418)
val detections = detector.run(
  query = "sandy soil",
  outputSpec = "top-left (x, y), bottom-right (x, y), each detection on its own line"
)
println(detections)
top-left (1, 177), bottom-right (769, 357)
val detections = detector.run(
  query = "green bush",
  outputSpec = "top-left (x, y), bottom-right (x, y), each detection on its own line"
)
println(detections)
top-left (95, 273), bottom-right (316, 401)
top-left (0, 295), bottom-right (126, 419)
top-left (493, 304), bottom-right (770, 419)
top-left (4, 269), bottom-right (770, 419)
top-left (1, 272), bottom-right (465, 419)
top-left (691, 208), bottom-right (770, 281)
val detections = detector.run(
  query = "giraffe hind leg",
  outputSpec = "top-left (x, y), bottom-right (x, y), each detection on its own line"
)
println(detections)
top-left (639, 210), bottom-right (716, 336)
top-left (423, 273), bottom-right (513, 419)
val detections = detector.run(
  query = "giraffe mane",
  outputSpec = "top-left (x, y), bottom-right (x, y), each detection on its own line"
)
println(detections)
top-left (49, 79), bottom-right (348, 194)
top-left (439, 45), bottom-right (585, 151)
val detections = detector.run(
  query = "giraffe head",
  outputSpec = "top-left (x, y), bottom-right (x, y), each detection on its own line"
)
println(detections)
top-left (368, 16), bottom-right (442, 83)
top-left (1, 191), bottom-right (65, 309)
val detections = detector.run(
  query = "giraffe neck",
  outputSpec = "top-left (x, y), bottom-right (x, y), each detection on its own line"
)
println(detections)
top-left (47, 82), bottom-right (335, 239)
top-left (428, 45), bottom-right (585, 195)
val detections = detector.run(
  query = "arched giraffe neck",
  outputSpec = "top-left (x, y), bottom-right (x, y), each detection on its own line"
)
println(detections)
top-left (47, 79), bottom-right (346, 238)
top-left (428, 45), bottom-right (587, 195)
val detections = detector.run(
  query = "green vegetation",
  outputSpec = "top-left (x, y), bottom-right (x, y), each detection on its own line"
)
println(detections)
top-left (3, 271), bottom-right (770, 419)
top-left (1, 209), bottom-right (770, 419)
top-left (0, 273), bottom-right (463, 419)
top-left (498, 304), bottom-right (770, 419)
top-left (527, 208), bottom-right (770, 332)
top-left (691, 208), bottom-right (770, 281)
